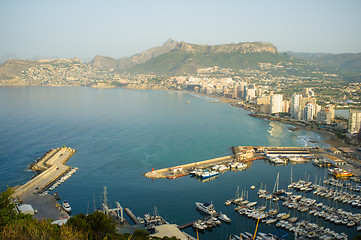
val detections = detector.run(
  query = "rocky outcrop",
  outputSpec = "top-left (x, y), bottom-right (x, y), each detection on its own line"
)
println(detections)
top-left (0, 59), bottom-right (39, 80)
top-left (89, 39), bottom-right (178, 71)
top-left (175, 41), bottom-right (278, 53)
top-left (129, 38), bottom-right (178, 64)
top-left (89, 55), bottom-right (121, 70)
top-left (89, 40), bottom-right (278, 71)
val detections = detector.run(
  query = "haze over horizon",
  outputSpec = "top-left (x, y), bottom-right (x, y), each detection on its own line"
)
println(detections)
top-left (1, 0), bottom-right (360, 60)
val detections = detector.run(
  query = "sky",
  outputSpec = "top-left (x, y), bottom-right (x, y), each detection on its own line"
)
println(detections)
top-left (0, 0), bottom-right (360, 60)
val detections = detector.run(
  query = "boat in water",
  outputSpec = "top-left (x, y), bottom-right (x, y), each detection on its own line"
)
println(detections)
top-left (201, 170), bottom-right (219, 179)
top-left (332, 168), bottom-right (353, 177)
top-left (62, 200), bottom-right (71, 212)
top-left (272, 172), bottom-right (285, 196)
top-left (235, 162), bottom-right (247, 169)
top-left (195, 202), bottom-right (216, 215)
top-left (288, 156), bottom-right (307, 162)
top-left (218, 212), bottom-right (231, 222)
top-left (268, 156), bottom-right (287, 164)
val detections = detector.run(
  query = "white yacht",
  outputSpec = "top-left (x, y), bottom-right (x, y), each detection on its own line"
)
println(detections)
top-left (201, 170), bottom-right (218, 179)
top-left (236, 162), bottom-right (247, 169)
top-left (62, 200), bottom-right (71, 212)
top-left (219, 212), bottom-right (231, 222)
top-left (195, 202), bottom-right (216, 215)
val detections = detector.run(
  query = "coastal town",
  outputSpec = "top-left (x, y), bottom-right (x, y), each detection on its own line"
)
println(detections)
top-left (2, 56), bottom-right (361, 239)
top-left (15, 58), bottom-right (361, 147)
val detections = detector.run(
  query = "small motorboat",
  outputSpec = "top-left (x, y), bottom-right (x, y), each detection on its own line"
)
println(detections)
top-left (62, 200), bottom-right (71, 213)
top-left (219, 212), bottom-right (231, 222)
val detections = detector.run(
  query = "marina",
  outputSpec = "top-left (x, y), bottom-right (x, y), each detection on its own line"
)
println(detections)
top-left (10, 145), bottom-right (361, 239)
top-left (145, 146), bottom-right (359, 181)
top-left (2, 88), bottom-right (361, 239)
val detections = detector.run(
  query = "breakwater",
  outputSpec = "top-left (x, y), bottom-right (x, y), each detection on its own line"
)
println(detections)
top-left (145, 155), bottom-right (234, 179)
top-left (12, 147), bottom-right (76, 198)
top-left (144, 146), bottom-right (361, 180)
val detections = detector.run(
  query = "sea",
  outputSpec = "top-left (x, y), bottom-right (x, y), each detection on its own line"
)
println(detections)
top-left (0, 87), bottom-right (358, 239)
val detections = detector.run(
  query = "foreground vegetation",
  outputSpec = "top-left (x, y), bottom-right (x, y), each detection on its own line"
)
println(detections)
top-left (0, 188), bottom-right (178, 240)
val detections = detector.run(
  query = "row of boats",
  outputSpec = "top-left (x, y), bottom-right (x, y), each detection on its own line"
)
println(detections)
top-left (193, 202), bottom-right (231, 230)
top-left (288, 178), bottom-right (361, 209)
top-left (223, 171), bottom-right (361, 239)
top-left (229, 192), bottom-right (350, 239)
top-left (267, 156), bottom-right (309, 165)
top-left (189, 162), bottom-right (247, 179)
top-left (48, 168), bottom-right (77, 191)
top-left (324, 178), bottom-right (361, 192)
top-left (232, 201), bottom-right (348, 239)
top-left (231, 231), bottom-right (281, 240)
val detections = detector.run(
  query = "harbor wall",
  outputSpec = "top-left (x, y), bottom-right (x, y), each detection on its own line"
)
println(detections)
top-left (12, 147), bottom-right (75, 198)
top-left (145, 155), bottom-right (234, 178)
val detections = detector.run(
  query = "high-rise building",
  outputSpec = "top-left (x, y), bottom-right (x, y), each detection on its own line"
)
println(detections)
top-left (270, 94), bottom-right (283, 114)
top-left (290, 94), bottom-right (301, 119)
top-left (282, 100), bottom-right (290, 113)
top-left (244, 84), bottom-right (256, 101)
top-left (299, 97), bottom-right (317, 120)
top-left (232, 82), bottom-right (239, 99)
top-left (325, 105), bottom-right (335, 120)
top-left (348, 109), bottom-right (361, 133)
top-left (238, 82), bottom-right (247, 99)
top-left (317, 109), bottom-right (332, 124)
top-left (303, 103), bottom-right (315, 121)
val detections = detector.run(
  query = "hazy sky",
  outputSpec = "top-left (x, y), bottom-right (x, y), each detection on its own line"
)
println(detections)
top-left (1, 0), bottom-right (360, 60)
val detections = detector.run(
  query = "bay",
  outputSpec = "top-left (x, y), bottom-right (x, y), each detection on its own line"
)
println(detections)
top-left (2, 87), bottom-right (350, 239)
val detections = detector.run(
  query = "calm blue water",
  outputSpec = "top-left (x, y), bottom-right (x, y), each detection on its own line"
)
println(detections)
top-left (2, 87), bottom-right (358, 239)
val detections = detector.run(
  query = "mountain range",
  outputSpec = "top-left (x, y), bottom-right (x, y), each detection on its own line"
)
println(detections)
top-left (89, 39), bottom-right (279, 74)
top-left (0, 39), bottom-right (360, 82)
top-left (286, 52), bottom-right (361, 73)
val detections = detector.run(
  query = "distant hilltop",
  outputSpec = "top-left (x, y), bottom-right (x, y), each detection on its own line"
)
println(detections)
top-left (89, 39), bottom-right (278, 72)
top-left (1, 39), bottom-right (360, 85)
top-left (175, 41), bottom-right (277, 54)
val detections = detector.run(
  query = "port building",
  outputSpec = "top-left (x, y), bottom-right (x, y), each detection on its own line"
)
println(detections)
top-left (264, 147), bottom-right (311, 158)
top-left (324, 155), bottom-right (346, 166)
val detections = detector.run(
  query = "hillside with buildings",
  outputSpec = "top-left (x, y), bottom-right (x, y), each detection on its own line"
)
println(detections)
top-left (0, 40), bottom-right (360, 141)
top-left (287, 52), bottom-right (361, 74)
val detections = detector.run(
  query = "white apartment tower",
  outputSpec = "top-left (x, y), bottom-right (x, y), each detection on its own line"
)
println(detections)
top-left (244, 84), bottom-right (256, 101)
top-left (348, 109), bottom-right (361, 133)
top-left (303, 103), bottom-right (315, 121)
top-left (290, 94), bottom-right (301, 119)
top-left (270, 94), bottom-right (283, 114)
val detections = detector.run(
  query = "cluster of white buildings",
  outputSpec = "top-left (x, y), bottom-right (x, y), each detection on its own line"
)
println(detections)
top-left (240, 85), bottom-right (334, 124)
top-left (182, 78), bottom-right (361, 135)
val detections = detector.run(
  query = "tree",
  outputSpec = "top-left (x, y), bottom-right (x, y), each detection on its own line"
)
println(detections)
top-left (0, 187), bottom-right (27, 229)
top-left (67, 211), bottom-right (116, 240)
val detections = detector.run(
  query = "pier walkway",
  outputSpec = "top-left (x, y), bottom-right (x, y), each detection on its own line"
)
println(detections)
top-left (145, 155), bottom-right (234, 179)
top-left (12, 147), bottom-right (76, 198)
top-left (11, 147), bottom-right (76, 221)
top-left (124, 208), bottom-right (140, 225)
